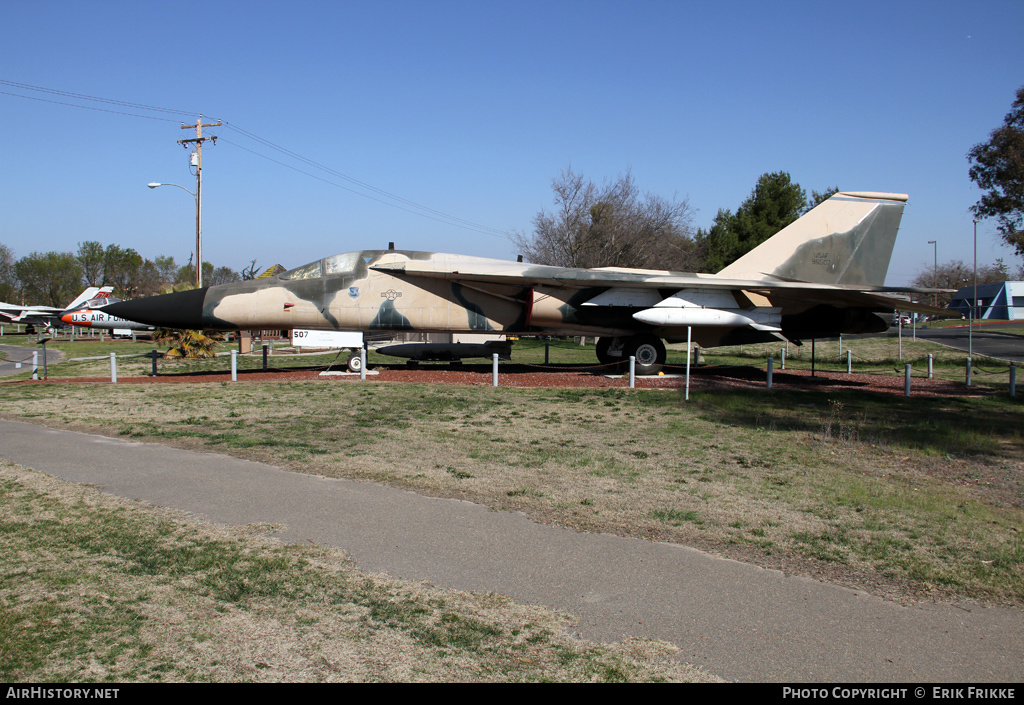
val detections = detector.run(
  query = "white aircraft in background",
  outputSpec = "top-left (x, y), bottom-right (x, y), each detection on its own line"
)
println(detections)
top-left (0, 286), bottom-right (113, 334)
top-left (61, 296), bottom-right (155, 332)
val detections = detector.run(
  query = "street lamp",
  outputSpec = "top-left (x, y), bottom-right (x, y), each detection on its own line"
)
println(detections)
top-left (927, 240), bottom-right (937, 307)
top-left (148, 182), bottom-right (202, 288)
top-left (969, 219), bottom-right (978, 361)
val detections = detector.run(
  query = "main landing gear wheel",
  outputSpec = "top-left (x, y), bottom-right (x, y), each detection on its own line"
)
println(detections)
top-left (624, 334), bottom-right (666, 375)
top-left (346, 351), bottom-right (363, 373)
top-left (596, 337), bottom-right (617, 365)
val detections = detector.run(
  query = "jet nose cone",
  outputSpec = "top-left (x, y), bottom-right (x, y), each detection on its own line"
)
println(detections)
top-left (105, 289), bottom-right (209, 329)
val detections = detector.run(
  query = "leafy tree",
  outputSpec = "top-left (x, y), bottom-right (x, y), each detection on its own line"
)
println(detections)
top-left (153, 255), bottom-right (178, 285)
top-left (697, 172), bottom-right (810, 272)
top-left (696, 173), bottom-right (838, 272)
top-left (0, 243), bottom-right (17, 302)
top-left (102, 244), bottom-right (144, 298)
top-left (968, 85), bottom-right (1024, 259)
top-left (14, 251), bottom-right (84, 307)
top-left (808, 187), bottom-right (840, 212)
top-left (134, 259), bottom-right (164, 297)
top-left (175, 261), bottom-right (239, 288)
top-left (210, 266), bottom-right (241, 286)
top-left (76, 241), bottom-right (106, 286)
top-left (511, 167), bottom-right (698, 270)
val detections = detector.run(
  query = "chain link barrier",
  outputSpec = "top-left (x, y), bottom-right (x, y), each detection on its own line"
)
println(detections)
top-left (4, 337), bottom-right (1017, 389)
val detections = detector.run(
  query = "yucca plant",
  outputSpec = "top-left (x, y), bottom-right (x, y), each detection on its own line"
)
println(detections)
top-left (156, 329), bottom-right (223, 359)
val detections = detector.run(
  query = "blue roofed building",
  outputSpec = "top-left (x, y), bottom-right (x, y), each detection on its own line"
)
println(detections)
top-left (949, 281), bottom-right (1024, 320)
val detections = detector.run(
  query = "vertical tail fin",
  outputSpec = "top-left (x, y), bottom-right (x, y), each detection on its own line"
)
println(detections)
top-left (64, 286), bottom-right (114, 311)
top-left (716, 192), bottom-right (908, 286)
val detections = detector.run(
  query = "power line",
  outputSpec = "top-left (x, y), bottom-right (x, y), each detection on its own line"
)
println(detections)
top-left (1, 79), bottom-right (508, 237)
top-left (0, 90), bottom-right (185, 122)
top-left (218, 137), bottom-right (505, 235)
top-left (0, 79), bottom-right (198, 118)
top-left (220, 122), bottom-right (507, 236)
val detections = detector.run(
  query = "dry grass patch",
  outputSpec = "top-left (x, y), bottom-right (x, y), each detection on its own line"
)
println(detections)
top-left (1, 380), bottom-right (1022, 606)
top-left (0, 460), bottom-right (719, 682)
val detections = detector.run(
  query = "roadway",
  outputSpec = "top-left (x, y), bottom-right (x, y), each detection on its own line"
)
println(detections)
top-left (911, 321), bottom-right (1024, 364)
top-left (1, 419), bottom-right (1020, 682)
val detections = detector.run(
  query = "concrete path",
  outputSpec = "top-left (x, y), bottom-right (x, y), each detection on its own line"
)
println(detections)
top-left (0, 343), bottom-right (62, 378)
top-left (1, 419), bottom-right (1021, 682)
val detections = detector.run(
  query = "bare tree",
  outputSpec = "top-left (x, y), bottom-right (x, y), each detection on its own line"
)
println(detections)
top-left (511, 167), bottom-right (698, 270)
top-left (910, 258), bottom-right (1011, 307)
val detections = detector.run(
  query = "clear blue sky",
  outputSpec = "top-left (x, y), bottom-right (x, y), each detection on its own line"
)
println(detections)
top-left (2, 0), bottom-right (1022, 285)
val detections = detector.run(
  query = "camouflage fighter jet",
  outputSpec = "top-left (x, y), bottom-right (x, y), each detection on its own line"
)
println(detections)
top-left (106, 191), bottom-right (946, 374)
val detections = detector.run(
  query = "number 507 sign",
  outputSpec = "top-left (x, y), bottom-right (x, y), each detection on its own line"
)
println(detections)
top-left (291, 329), bottom-right (364, 349)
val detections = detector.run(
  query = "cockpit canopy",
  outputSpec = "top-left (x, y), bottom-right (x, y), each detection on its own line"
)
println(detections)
top-left (279, 252), bottom-right (362, 280)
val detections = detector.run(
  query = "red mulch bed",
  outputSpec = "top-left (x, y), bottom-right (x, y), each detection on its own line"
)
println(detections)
top-left (36, 362), bottom-right (990, 397)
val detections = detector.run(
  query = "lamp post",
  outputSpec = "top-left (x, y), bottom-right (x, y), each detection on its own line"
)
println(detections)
top-left (970, 219), bottom-right (978, 360)
top-left (148, 182), bottom-right (201, 288)
top-left (927, 240), bottom-right (937, 307)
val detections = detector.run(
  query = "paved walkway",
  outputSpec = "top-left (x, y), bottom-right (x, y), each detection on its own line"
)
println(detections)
top-left (1, 419), bottom-right (1021, 682)
top-left (0, 343), bottom-right (62, 377)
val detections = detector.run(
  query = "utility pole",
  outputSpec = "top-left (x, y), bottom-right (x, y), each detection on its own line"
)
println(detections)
top-left (178, 116), bottom-right (221, 288)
